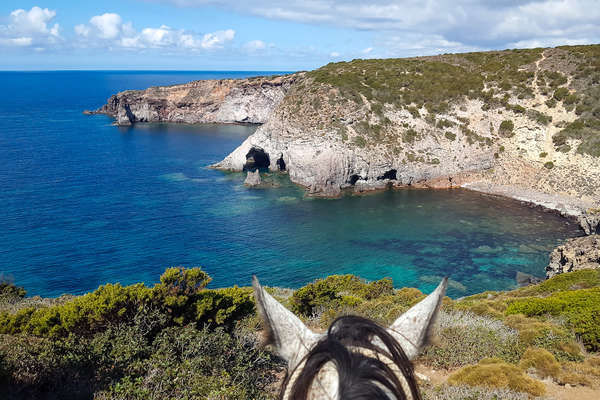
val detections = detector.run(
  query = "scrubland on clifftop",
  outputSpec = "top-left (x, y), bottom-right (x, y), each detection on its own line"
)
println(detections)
top-left (2, 267), bottom-right (600, 399)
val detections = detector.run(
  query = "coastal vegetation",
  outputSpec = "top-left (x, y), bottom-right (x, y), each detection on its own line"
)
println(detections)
top-left (296, 44), bottom-right (600, 160)
top-left (2, 268), bottom-right (600, 399)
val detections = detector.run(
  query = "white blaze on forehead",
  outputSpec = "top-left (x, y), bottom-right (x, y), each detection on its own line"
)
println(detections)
top-left (252, 276), bottom-right (322, 370)
top-left (386, 277), bottom-right (448, 359)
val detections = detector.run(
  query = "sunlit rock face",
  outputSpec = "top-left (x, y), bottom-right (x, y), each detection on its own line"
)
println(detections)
top-left (93, 74), bottom-right (299, 126)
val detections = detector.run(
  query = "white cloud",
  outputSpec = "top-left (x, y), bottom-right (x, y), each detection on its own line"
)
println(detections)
top-left (362, 47), bottom-right (373, 54)
top-left (329, 51), bottom-right (340, 57)
top-left (0, 6), bottom-right (61, 48)
top-left (74, 13), bottom-right (235, 51)
top-left (158, 0), bottom-right (600, 52)
top-left (0, 37), bottom-right (33, 47)
top-left (90, 13), bottom-right (123, 40)
top-left (379, 33), bottom-right (484, 58)
top-left (244, 39), bottom-right (267, 51)
top-left (201, 29), bottom-right (235, 49)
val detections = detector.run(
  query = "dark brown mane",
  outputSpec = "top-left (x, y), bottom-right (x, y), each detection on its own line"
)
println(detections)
top-left (284, 315), bottom-right (421, 400)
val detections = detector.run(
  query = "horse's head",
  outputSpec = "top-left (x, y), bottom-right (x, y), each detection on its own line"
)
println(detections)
top-left (253, 276), bottom-right (447, 400)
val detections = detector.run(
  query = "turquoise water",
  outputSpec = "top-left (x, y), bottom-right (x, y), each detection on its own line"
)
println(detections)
top-left (0, 72), bottom-right (581, 298)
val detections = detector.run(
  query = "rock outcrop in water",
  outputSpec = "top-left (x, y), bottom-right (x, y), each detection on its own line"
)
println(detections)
top-left (546, 235), bottom-right (600, 278)
top-left (244, 170), bottom-right (261, 187)
top-left (94, 45), bottom-right (600, 232)
top-left (89, 74), bottom-right (298, 125)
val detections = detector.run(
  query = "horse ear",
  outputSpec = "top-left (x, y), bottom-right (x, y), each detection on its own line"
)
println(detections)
top-left (385, 278), bottom-right (448, 360)
top-left (252, 276), bottom-right (322, 370)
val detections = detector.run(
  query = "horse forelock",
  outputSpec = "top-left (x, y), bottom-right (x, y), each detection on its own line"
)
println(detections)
top-left (281, 316), bottom-right (421, 400)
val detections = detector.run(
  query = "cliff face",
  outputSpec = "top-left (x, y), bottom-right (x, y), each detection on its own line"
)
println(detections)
top-left (214, 45), bottom-right (600, 225)
top-left (92, 74), bottom-right (299, 125)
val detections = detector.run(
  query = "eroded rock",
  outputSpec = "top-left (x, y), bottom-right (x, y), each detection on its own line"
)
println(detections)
top-left (244, 170), bottom-right (261, 187)
top-left (546, 235), bottom-right (600, 279)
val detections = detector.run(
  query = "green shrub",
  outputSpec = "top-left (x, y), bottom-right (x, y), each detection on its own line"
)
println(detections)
top-left (0, 268), bottom-right (255, 337)
top-left (506, 287), bottom-right (600, 351)
top-left (0, 281), bottom-right (26, 299)
top-left (290, 275), bottom-right (394, 317)
top-left (515, 270), bottom-right (600, 296)
top-left (544, 161), bottom-right (554, 169)
top-left (402, 128), bottom-right (419, 143)
top-left (564, 93), bottom-right (578, 105)
top-left (353, 135), bottom-right (367, 148)
top-left (527, 110), bottom-right (552, 126)
top-left (444, 131), bottom-right (456, 141)
top-left (539, 152), bottom-right (547, 158)
top-left (499, 120), bottom-right (514, 137)
top-left (448, 358), bottom-right (546, 397)
top-left (503, 314), bottom-right (581, 361)
top-left (553, 87), bottom-right (570, 101)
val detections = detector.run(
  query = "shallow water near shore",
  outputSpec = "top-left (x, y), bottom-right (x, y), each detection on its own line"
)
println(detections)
top-left (0, 71), bottom-right (581, 298)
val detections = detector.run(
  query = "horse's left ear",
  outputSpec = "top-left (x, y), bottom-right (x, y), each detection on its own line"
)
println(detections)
top-left (252, 276), bottom-right (322, 370)
top-left (385, 278), bottom-right (448, 360)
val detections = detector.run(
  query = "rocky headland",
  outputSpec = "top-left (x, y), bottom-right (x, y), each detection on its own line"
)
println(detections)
top-left (93, 45), bottom-right (600, 234)
top-left (88, 74), bottom-right (298, 125)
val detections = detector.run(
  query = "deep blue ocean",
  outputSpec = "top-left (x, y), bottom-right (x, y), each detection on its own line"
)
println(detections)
top-left (0, 71), bottom-right (581, 298)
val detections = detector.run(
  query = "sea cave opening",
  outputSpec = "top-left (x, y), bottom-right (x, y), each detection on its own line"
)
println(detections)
top-left (276, 155), bottom-right (286, 171)
top-left (377, 169), bottom-right (397, 180)
top-left (349, 174), bottom-right (361, 185)
top-left (244, 147), bottom-right (270, 172)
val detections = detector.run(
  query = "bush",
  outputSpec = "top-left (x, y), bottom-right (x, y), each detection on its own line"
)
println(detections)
top-left (402, 128), bottom-right (419, 143)
top-left (506, 287), bottom-right (600, 351)
top-left (499, 120), bottom-right (514, 137)
top-left (503, 314), bottom-right (582, 361)
top-left (448, 358), bottom-right (546, 397)
top-left (553, 87), bottom-right (570, 101)
top-left (0, 267), bottom-right (255, 337)
top-left (544, 161), bottom-right (554, 169)
top-left (444, 131), bottom-right (456, 141)
top-left (421, 311), bottom-right (522, 369)
top-left (290, 275), bottom-right (394, 317)
top-left (0, 281), bottom-right (26, 299)
top-left (0, 268), bottom-right (277, 400)
top-left (519, 347), bottom-right (560, 378)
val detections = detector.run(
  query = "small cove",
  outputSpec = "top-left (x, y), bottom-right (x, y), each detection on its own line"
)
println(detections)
top-left (0, 71), bottom-right (582, 298)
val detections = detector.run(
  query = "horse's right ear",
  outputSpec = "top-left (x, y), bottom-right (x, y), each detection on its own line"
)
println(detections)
top-left (252, 276), bottom-right (322, 370)
top-left (385, 277), bottom-right (447, 360)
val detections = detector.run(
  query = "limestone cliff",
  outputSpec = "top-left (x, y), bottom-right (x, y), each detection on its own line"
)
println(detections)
top-left (90, 74), bottom-right (298, 125)
top-left (214, 45), bottom-right (600, 229)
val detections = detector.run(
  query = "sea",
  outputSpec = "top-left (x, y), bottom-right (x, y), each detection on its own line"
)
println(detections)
top-left (0, 71), bottom-right (581, 299)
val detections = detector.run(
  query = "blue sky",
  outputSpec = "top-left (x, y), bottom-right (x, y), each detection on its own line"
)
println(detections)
top-left (1, 1), bottom-right (599, 70)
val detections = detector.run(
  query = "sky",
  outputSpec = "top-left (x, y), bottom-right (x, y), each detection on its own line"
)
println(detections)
top-left (0, 0), bottom-right (599, 70)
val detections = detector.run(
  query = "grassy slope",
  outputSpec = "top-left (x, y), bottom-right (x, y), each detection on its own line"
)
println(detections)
top-left (1, 268), bottom-right (600, 399)
top-left (285, 45), bottom-right (600, 157)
